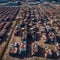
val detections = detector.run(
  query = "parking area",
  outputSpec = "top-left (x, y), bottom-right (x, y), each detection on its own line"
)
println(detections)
top-left (0, 6), bottom-right (20, 59)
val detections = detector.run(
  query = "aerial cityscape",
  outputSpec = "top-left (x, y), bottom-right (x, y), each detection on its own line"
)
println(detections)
top-left (0, 0), bottom-right (60, 60)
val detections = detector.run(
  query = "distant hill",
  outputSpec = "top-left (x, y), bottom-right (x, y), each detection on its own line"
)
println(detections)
top-left (27, 0), bottom-right (60, 2)
top-left (0, 0), bottom-right (8, 3)
top-left (0, 0), bottom-right (60, 3)
top-left (42, 0), bottom-right (60, 2)
top-left (28, 0), bottom-right (60, 1)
